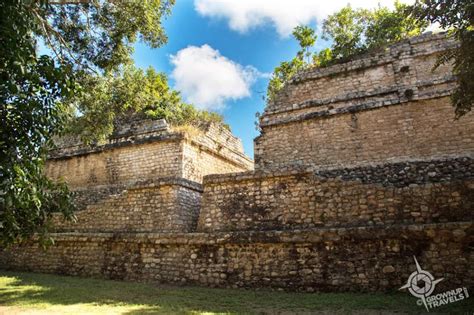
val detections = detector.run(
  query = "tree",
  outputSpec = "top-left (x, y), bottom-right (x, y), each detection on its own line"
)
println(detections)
top-left (267, 26), bottom-right (314, 102)
top-left (37, 0), bottom-right (228, 143)
top-left (322, 2), bottom-right (427, 60)
top-left (1, 0), bottom-right (76, 245)
top-left (409, 0), bottom-right (474, 117)
top-left (38, 0), bottom-right (174, 72)
top-left (365, 1), bottom-right (428, 49)
top-left (69, 66), bottom-right (228, 144)
top-left (293, 25), bottom-right (317, 63)
top-left (0, 0), bottom-right (175, 245)
top-left (322, 6), bottom-right (371, 59)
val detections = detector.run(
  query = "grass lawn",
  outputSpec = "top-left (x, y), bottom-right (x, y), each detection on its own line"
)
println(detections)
top-left (0, 270), bottom-right (472, 314)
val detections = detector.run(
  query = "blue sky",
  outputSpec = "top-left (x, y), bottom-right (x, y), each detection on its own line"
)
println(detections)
top-left (132, 0), bottom-right (411, 157)
top-left (132, 1), bottom-right (300, 157)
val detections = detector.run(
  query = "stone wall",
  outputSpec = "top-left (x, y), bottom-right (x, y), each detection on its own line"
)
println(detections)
top-left (181, 122), bottom-right (254, 182)
top-left (256, 97), bottom-right (474, 170)
top-left (47, 119), bottom-right (253, 189)
top-left (53, 178), bottom-right (202, 233)
top-left (198, 166), bottom-right (474, 232)
top-left (255, 33), bottom-right (474, 170)
top-left (182, 141), bottom-right (248, 183)
top-left (46, 140), bottom-right (183, 189)
top-left (314, 156), bottom-right (474, 186)
top-left (1, 222), bottom-right (472, 292)
top-left (266, 33), bottom-right (455, 113)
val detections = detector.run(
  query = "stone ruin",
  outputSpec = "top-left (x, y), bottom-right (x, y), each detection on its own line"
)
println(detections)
top-left (46, 119), bottom-right (253, 233)
top-left (1, 33), bottom-right (473, 292)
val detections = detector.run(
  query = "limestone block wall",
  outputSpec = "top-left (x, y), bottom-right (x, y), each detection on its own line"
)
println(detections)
top-left (182, 145), bottom-right (249, 183)
top-left (181, 122), bottom-right (254, 183)
top-left (1, 222), bottom-right (472, 291)
top-left (174, 122), bottom-right (254, 179)
top-left (53, 179), bottom-right (202, 233)
top-left (266, 33), bottom-right (455, 113)
top-left (46, 119), bottom-right (253, 189)
top-left (46, 140), bottom-right (183, 189)
top-left (198, 162), bottom-right (474, 232)
top-left (255, 33), bottom-right (474, 170)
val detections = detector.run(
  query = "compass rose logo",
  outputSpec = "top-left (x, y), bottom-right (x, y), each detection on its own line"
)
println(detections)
top-left (399, 256), bottom-right (443, 311)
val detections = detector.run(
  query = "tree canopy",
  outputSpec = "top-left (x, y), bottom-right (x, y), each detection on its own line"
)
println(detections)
top-left (38, 0), bottom-right (228, 142)
top-left (1, 0), bottom-right (78, 245)
top-left (37, 0), bottom-right (174, 72)
top-left (410, 0), bottom-right (474, 117)
top-left (69, 66), bottom-right (228, 144)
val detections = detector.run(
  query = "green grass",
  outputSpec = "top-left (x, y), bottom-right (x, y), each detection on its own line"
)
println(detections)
top-left (0, 270), bottom-right (472, 314)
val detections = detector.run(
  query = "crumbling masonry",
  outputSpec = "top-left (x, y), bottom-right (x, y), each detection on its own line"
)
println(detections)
top-left (1, 33), bottom-right (473, 292)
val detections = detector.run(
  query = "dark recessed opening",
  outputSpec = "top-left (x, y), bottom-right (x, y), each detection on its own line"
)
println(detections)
top-left (400, 66), bottom-right (410, 73)
top-left (405, 89), bottom-right (414, 99)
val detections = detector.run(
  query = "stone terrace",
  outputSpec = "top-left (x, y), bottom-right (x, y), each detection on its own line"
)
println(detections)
top-left (47, 118), bottom-right (253, 233)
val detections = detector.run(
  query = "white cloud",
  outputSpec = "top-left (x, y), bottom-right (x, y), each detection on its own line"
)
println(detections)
top-left (195, 0), bottom-right (415, 37)
top-left (170, 45), bottom-right (265, 110)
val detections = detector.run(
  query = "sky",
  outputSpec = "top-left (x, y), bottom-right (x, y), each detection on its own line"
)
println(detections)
top-left (132, 0), bottom-right (414, 157)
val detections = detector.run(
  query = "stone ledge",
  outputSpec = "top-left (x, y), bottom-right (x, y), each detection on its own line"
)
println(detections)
top-left (71, 176), bottom-right (204, 194)
top-left (203, 156), bottom-right (474, 186)
top-left (203, 167), bottom-right (313, 184)
top-left (263, 86), bottom-right (399, 118)
top-left (120, 177), bottom-right (203, 192)
top-left (48, 132), bottom-right (185, 159)
top-left (261, 82), bottom-right (456, 128)
top-left (262, 75), bottom-right (456, 119)
top-left (313, 156), bottom-right (474, 187)
top-left (28, 221), bottom-right (473, 245)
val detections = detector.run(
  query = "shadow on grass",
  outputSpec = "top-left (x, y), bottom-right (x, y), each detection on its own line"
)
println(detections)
top-left (0, 270), bottom-right (472, 314)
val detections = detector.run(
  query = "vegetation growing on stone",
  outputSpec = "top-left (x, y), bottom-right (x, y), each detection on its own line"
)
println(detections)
top-left (67, 66), bottom-right (228, 145)
top-left (267, 1), bottom-right (428, 103)
top-left (268, 0), bottom-right (473, 118)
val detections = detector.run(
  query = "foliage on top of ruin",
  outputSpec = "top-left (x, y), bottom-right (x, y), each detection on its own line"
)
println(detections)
top-left (267, 0), bottom-right (473, 119)
top-left (63, 65), bottom-right (230, 146)
top-left (266, 1), bottom-right (427, 104)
